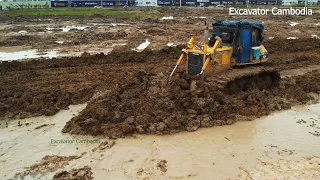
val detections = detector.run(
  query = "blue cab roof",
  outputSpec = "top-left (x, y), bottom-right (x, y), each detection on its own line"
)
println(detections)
top-left (212, 20), bottom-right (264, 30)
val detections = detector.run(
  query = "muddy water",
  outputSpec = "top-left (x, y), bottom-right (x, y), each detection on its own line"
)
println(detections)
top-left (0, 48), bottom-right (58, 61)
top-left (0, 104), bottom-right (319, 179)
top-left (133, 39), bottom-right (150, 52)
top-left (281, 65), bottom-right (320, 77)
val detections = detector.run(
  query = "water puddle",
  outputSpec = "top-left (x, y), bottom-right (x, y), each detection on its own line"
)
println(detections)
top-left (45, 23), bottom-right (128, 33)
top-left (132, 39), bottom-right (150, 52)
top-left (18, 30), bottom-right (28, 34)
top-left (0, 103), bottom-right (319, 179)
top-left (55, 41), bottom-right (64, 44)
top-left (186, 16), bottom-right (207, 19)
top-left (46, 25), bottom-right (90, 32)
top-left (0, 49), bottom-right (58, 61)
top-left (110, 23), bottom-right (129, 27)
top-left (167, 42), bottom-right (178, 47)
top-left (160, 16), bottom-right (173, 20)
top-left (287, 37), bottom-right (298, 40)
top-left (88, 23), bottom-right (129, 27)
top-left (289, 22), bottom-right (299, 27)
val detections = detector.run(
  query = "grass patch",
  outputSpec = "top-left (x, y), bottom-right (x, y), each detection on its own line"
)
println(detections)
top-left (4, 8), bottom-right (161, 19)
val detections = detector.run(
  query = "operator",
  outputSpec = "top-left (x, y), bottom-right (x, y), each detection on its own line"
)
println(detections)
top-left (208, 34), bottom-right (222, 47)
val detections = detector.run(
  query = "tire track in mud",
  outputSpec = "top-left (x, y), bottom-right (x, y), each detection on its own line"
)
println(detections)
top-left (134, 140), bottom-right (163, 179)
top-left (0, 39), bottom-right (319, 124)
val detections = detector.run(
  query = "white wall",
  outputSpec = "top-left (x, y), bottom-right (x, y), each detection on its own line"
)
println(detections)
top-left (282, 0), bottom-right (318, 5)
top-left (135, 0), bottom-right (158, 6)
top-left (282, 0), bottom-right (297, 5)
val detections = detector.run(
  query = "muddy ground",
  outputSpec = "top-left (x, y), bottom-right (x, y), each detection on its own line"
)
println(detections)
top-left (52, 166), bottom-right (93, 180)
top-left (1, 104), bottom-right (319, 179)
top-left (0, 8), bottom-right (319, 54)
top-left (61, 69), bottom-right (320, 138)
top-left (0, 7), bottom-right (319, 141)
top-left (1, 37), bottom-right (319, 127)
top-left (14, 155), bottom-right (83, 179)
top-left (0, 9), bottom-right (319, 180)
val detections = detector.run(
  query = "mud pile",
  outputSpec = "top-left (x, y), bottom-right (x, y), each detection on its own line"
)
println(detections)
top-left (0, 38), bottom-right (318, 121)
top-left (0, 45), bottom-right (182, 120)
top-left (62, 69), bottom-right (320, 138)
top-left (53, 166), bottom-right (93, 180)
top-left (14, 155), bottom-right (82, 179)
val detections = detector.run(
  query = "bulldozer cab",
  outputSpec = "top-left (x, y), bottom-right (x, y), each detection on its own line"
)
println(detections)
top-left (212, 20), bottom-right (265, 64)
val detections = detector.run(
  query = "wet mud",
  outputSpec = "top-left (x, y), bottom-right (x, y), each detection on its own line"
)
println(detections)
top-left (0, 45), bottom-right (182, 120)
top-left (0, 38), bottom-right (319, 125)
top-left (0, 10), bottom-right (319, 138)
top-left (14, 155), bottom-right (82, 179)
top-left (53, 166), bottom-right (93, 180)
top-left (0, 103), bottom-right (319, 179)
top-left (1, 9), bottom-right (319, 179)
top-left (62, 68), bottom-right (320, 138)
top-left (0, 38), bottom-right (319, 122)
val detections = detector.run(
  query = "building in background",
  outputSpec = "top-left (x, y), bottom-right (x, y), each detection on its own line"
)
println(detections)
top-left (50, 0), bottom-right (136, 7)
top-left (250, 0), bottom-right (280, 5)
top-left (1, 0), bottom-right (318, 9)
top-left (282, 0), bottom-right (318, 5)
top-left (135, 0), bottom-right (158, 6)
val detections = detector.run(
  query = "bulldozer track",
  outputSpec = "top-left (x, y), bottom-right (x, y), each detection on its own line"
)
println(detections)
top-left (205, 67), bottom-right (280, 94)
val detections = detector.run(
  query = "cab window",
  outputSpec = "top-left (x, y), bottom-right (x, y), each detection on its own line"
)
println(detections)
top-left (212, 28), bottom-right (235, 45)
top-left (252, 28), bottom-right (263, 46)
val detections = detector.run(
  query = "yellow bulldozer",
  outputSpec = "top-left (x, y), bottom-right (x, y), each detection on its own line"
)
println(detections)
top-left (170, 20), bottom-right (279, 93)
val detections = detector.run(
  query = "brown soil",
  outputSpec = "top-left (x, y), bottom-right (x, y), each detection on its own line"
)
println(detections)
top-left (0, 45), bottom-right (182, 120)
top-left (91, 140), bottom-right (115, 152)
top-left (14, 155), bottom-right (82, 179)
top-left (52, 166), bottom-right (93, 180)
top-left (0, 38), bottom-right (319, 122)
top-left (61, 66), bottom-right (320, 138)
top-left (157, 160), bottom-right (168, 173)
top-left (0, 8), bottom-right (320, 137)
top-left (0, 30), bottom-right (128, 47)
top-left (1, 8), bottom-right (319, 52)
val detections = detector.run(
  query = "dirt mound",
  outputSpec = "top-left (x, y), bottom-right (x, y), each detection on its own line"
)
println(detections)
top-left (265, 38), bottom-right (320, 53)
top-left (0, 45), bottom-right (183, 120)
top-left (62, 69), bottom-right (320, 138)
top-left (0, 38), bottom-right (318, 121)
top-left (0, 82), bottom-right (94, 120)
top-left (53, 166), bottom-right (93, 180)
top-left (14, 155), bottom-right (82, 179)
